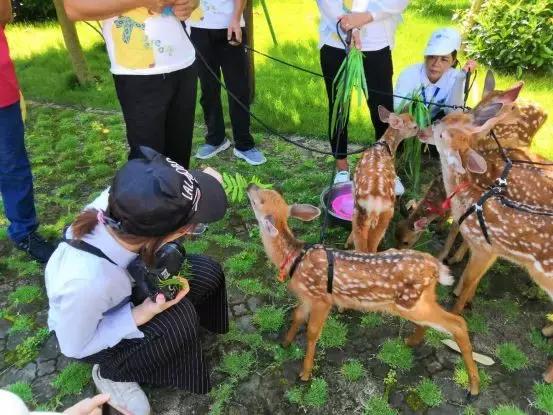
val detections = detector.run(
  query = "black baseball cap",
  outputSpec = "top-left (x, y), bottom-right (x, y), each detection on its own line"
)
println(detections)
top-left (106, 147), bottom-right (228, 237)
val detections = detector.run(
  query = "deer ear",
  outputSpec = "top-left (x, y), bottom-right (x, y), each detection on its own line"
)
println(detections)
top-left (466, 148), bottom-right (488, 174)
top-left (473, 102), bottom-right (504, 127)
top-left (497, 81), bottom-right (523, 104)
top-left (413, 217), bottom-right (429, 232)
top-left (289, 204), bottom-right (321, 221)
top-left (262, 215), bottom-right (279, 237)
top-left (482, 70), bottom-right (495, 98)
top-left (378, 105), bottom-right (392, 123)
top-left (387, 113), bottom-right (404, 130)
top-left (446, 150), bottom-right (466, 174)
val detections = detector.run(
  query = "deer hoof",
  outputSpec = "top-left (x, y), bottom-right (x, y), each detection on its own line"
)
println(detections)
top-left (299, 371), bottom-right (311, 382)
top-left (404, 335), bottom-right (423, 347)
top-left (465, 391), bottom-right (479, 403)
top-left (281, 339), bottom-right (291, 348)
top-left (542, 324), bottom-right (553, 338)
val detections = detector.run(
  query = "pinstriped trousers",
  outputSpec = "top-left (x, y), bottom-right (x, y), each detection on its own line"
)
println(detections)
top-left (83, 254), bottom-right (228, 394)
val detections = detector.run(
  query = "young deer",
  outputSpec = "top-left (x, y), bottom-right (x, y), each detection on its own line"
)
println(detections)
top-left (246, 184), bottom-right (480, 396)
top-left (396, 71), bottom-right (548, 264)
top-left (349, 106), bottom-right (419, 252)
top-left (420, 82), bottom-right (553, 382)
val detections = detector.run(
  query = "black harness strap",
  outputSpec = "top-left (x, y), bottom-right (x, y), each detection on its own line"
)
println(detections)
top-left (288, 243), bottom-right (334, 294)
top-left (64, 239), bottom-right (117, 266)
top-left (374, 140), bottom-right (392, 157)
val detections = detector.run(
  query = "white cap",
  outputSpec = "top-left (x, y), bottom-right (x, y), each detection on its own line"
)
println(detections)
top-left (424, 28), bottom-right (461, 56)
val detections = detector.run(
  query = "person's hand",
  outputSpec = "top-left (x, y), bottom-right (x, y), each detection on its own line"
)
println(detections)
top-left (351, 29), bottom-right (362, 50)
top-left (462, 59), bottom-right (477, 73)
top-left (203, 167), bottom-right (223, 184)
top-left (132, 282), bottom-right (190, 326)
top-left (172, 0), bottom-right (199, 21)
top-left (63, 393), bottom-right (111, 415)
top-left (143, 0), bottom-right (175, 14)
top-left (227, 17), bottom-right (242, 44)
top-left (339, 12), bottom-right (372, 31)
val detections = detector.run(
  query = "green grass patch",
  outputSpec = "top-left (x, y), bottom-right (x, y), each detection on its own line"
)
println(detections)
top-left (489, 404), bottom-right (527, 415)
top-left (364, 396), bottom-right (398, 415)
top-left (303, 377), bottom-right (328, 408)
top-left (415, 378), bottom-right (443, 408)
top-left (534, 382), bottom-right (553, 414)
top-left (6, 381), bottom-right (35, 404)
top-left (8, 285), bottom-right (43, 305)
top-left (236, 278), bottom-right (270, 296)
top-left (185, 239), bottom-right (210, 255)
top-left (377, 339), bottom-right (414, 372)
top-left (223, 251), bottom-right (258, 278)
top-left (340, 359), bottom-right (365, 382)
top-left (252, 305), bottom-right (286, 333)
top-left (319, 315), bottom-right (348, 349)
top-left (52, 362), bottom-right (92, 398)
top-left (453, 360), bottom-right (491, 391)
top-left (528, 329), bottom-right (553, 356)
top-left (220, 351), bottom-right (255, 380)
top-left (286, 386), bottom-right (304, 405)
top-left (222, 322), bottom-right (264, 350)
top-left (209, 380), bottom-right (236, 415)
top-left (466, 312), bottom-right (489, 334)
top-left (495, 342), bottom-right (529, 372)
top-left (424, 328), bottom-right (449, 348)
top-left (360, 312), bottom-right (383, 329)
top-left (9, 314), bottom-right (34, 334)
top-left (272, 344), bottom-right (304, 364)
top-left (5, 327), bottom-right (50, 367)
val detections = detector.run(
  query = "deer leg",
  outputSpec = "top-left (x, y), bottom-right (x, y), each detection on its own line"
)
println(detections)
top-left (283, 303), bottom-right (309, 347)
top-left (452, 251), bottom-right (496, 313)
top-left (366, 211), bottom-right (393, 253)
top-left (448, 240), bottom-right (469, 265)
top-left (352, 212), bottom-right (370, 252)
top-left (344, 231), bottom-right (354, 249)
top-left (544, 362), bottom-right (553, 383)
top-left (300, 301), bottom-right (332, 381)
top-left (437, 224), bottom-right (460, 262)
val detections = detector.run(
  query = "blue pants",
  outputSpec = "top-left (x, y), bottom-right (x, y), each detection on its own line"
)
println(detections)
top-left (0, 101), bottom-right (38, 242)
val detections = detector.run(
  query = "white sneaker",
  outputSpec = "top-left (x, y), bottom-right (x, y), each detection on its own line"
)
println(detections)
top-left (394, 176), bottom-right (405, 196)
top-left (333, 170), bottom-right (350, 184)
top-left (92, 364), bottom-right (151, 415)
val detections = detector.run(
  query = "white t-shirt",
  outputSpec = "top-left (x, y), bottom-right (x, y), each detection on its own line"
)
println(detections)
top-left (394, 63), bottom-right (466, 119)
top-left (187, 0), bottom-right (245, 29)
top-left (317, 0), bottom-right (408, 51)
top-left (102, 8), bottom-right (195, 75)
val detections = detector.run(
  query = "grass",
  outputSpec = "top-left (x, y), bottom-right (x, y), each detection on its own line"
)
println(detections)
top-left (528, 329), bottom-right (553, 357)
top-left (424, 328), bottom-right (449, 348)
top-left (6, 381), bottom-right (35, 404)
top-left (340, 359), bottom-right (365, 382)
top-left (6, 1), bottom-right (552, 155)
top-left (360, 312), bottom-right (383, 329)
top-left (364, 396), bottom-right (399, 415)
top-left (415, 378), bottom-right (443, 408)
top-left (252, 305), bottom-right (286, 333)
top-left (466, 311), bottom-right (489, 334)
top-left (534, 383), bottom-right (553, 414)
top-left (5, 327), bottom-right (50, 367)
top-left (377, 339), bottom-right (414, 372)
top-left (52, 362), bottom-right (92, 398)
top-left (489, 405), bottom-right (527, 415)
top-left (454, 360), bottom-right (492, 391)
top-left (223, 250), bottom-right (258, 278)
top-left (319, 315), bottom-right (348, 349)
top-left (219, 351), bottom-right (255, 380)
top-left (9, 314), bottom-right (34, 334)
top-left (285, 377), bottom-right (328, 409)
top-left (209, 380), bottom-right (236, 415)
top-left (495, 342), bottom-right (529, 372)
top-left (235, 278), bottom-right (271, 296)
top-left (8, 284), bottom-right (43, 305)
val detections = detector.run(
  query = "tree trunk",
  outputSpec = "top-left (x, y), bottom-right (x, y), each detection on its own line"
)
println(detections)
top-left (245, 0), bottom-right (255, 103)
top-left (52, 0), bottom-right (92, 85)
top-left (465, 0), bottom-right (485, 33)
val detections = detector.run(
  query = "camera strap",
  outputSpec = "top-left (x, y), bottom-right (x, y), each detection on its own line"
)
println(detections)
top-left (64, 239), bottom-right (117, 266)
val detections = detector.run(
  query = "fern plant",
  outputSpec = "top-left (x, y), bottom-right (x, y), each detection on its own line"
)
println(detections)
top-left (222, 173), bottom-right (272, 204)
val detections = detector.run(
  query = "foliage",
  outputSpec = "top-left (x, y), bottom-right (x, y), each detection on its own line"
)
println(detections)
top-left (340, 359), bottom-right (365, 382)
top-left (222, 322), bottom-right (264, 350)
top-left (6, 327), bottom-right (50, 367)
top-left (209, 380), bottom-right (236, 415)
top-left (364, 396), bottom-right (398, 415)
top-left (6, 381), bottom-right (35, 404)
top-left (488, 404), bottom-right (527, 415)
top-left (13, 0), bottom-right (56, 22)
top-left (319, 315), bottom-right (348, 349)
top-left (528, 329), bottom-right (553, 356)
top-left (383, 369), bottom-right (398, 400)
top-left (495, 342), bottom-right (529, 372)
top-left (252, 305), bottom-right (286, 333)
top-left (52, 363), bottom-right (92, 398)
top-left (9, 314), bottom-right (34, 334)
top-left (454, 360), bottom-right (491, 391)
top-left (424, 328), bottom-right (449, 348)
top-left (466, 311), bottom-right (489, 334)
top-left (223, 251), bottom-right (258, 278)
top-left (222, 172), bottom-right (272, 204)
top-left (8, 285), bottom-right (43, 305)
top-left (377, 339), bottom-right (414, 372)
top-left (272, 343), bottom-right (304, 364)
top-left (303, 378), bottom-right (328, 408)
top-left (360, 312), bottom-right (383, 329)
top-left (461, 0), bottom-right (553, 77)
top-left (220, 351), bottom-right (255, 380)
top-left (236, 278), bottom-right (270, 296)
top-left (286, 386), bottom-right (303, 405)
top-left (534, 382), bottom-right (553, 414)
top-left (415, 378), bottom-right (443, 408)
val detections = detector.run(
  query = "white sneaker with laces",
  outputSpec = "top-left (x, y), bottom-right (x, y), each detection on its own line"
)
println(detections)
top-left (333, 170), bottom-right (350, 184)
top-left (394, 176), bottom-right (405, 196)
top-left (92, 364), bottom-right (151, 415)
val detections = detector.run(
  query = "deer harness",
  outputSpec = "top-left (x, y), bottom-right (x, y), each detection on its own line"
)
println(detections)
top-left (279, 244), bottom-right (335, 294)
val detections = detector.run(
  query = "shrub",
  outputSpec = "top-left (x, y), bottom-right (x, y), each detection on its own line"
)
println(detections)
top-left (462, 0), bottom-right (553, 76)
top-left (13, 0), bottom-right (56, 22)
top-left (220, 351), bottom-right (255, 380)
top-left (495, 342), bottom-right (529, 372)
top-left (9, 285), bottom-right (43, 305)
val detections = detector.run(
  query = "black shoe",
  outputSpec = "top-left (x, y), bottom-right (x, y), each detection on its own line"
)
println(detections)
top-left (14, 232), bottom-right (56, 263)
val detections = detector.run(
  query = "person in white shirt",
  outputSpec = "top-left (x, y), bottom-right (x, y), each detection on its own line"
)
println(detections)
top-left (317, 0), bottom-right (409, 184)
top-left (45, 147), bottom-right (229, 415)
top-left (64, 0), bottom-right (200, 169)
top-left (189, 0), bottom-right (266, 165)
top-left (394, 27), bottom-right (477, 121)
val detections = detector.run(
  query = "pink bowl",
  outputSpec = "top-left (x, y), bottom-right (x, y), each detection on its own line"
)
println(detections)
top-left (331, 193), bottom-right (354, 221)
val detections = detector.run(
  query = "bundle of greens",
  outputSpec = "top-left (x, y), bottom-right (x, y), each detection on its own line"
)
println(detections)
top-left (223, 172), bottom-right (273, 203)
top-left (330, 47), bottom-right (368, 143)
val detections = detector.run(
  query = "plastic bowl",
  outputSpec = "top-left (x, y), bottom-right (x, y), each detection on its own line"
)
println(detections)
top-left (320, 181), bottom-right (354, 228)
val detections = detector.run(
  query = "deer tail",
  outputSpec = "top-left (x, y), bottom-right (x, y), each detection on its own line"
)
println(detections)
top-left (438, 262), bottom-right (454, 286)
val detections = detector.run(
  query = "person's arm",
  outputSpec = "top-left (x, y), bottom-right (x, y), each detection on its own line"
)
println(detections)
top-left (317, 0), bottom-right (343, 23)
top-left (394, 68), bottom-right (414, 112)
top-left (228, 0), bottom-right (246, 42)
top-left (340, 0), bottom-right (409, 29)
top-left (63, 0), bottom-right (164, 22)
top-left (0, 0), bottom-right (13, 26)
top-left (445, 70), bottom-right (466, 114)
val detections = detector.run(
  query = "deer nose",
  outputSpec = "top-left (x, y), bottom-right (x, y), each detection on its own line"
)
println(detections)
top-left (247, 183), bottom-right (259, 192)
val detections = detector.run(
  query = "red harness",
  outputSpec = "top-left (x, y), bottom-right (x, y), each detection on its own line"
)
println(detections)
top-left (424, 181), bottom-right (471, 217)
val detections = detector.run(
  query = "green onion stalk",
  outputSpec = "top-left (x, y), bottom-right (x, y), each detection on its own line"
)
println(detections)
top-left (330, 47), bottom-right (368, 147)
top-left (397, 87), bottom-right (432, 197)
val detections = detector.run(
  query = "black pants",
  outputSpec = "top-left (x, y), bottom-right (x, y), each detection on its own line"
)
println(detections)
top-left (320, 45), bottom-right (394, 160)
top-left (83, 254), bottom-right (229, 394)
top-left (113, 65), bottom-right (198, 169)
top-left (190, 27), bottom-right (254, 151)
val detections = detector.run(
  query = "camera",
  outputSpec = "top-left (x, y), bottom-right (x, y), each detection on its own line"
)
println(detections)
top-left (128, 242), bottom-right (188, 304)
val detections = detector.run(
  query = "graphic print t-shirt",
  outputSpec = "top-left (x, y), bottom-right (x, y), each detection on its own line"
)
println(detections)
top-left (102, 8), bottom-right (195, 75)
top-left (187, 0), bottom-right (245, 29)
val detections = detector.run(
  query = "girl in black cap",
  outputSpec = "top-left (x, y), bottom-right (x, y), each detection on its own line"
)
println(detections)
top-left (44, 147), bottom-right (229, 415)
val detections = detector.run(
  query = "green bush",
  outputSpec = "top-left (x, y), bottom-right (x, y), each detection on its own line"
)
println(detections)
top-left (377, 339), bottom-right (414, 372)
top-left (6, 381), bottom-right (34, 404)
top-left (340, 359), bottom-right (365, 382)
top-left (495, 342), bottom-right (529, 372)
top-left (252, 305), bottom-right (285, 333)
top-left (489, 404), bottom-right (527, 415)
top-left (13, 0), bottom-right (56, 22)
top-left (462, 0), bottom-right (553, 76)
top-left (415, 378), bottom-right (443, 408)
top-left (534, 382), bottom-right (553, 414)
top-left (364, 396), bottom-right (398, 415)
top-left (303, 378), bottom-right (328, 408)
top-left (52, 362), bottom-right (92, 398)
